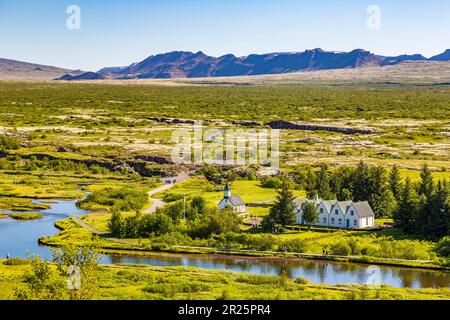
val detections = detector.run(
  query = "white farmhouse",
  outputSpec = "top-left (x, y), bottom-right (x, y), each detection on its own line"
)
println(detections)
top-left (218, 182), bottom-right (246, 214)
top-left (294, 196), bottom-right (375, 229)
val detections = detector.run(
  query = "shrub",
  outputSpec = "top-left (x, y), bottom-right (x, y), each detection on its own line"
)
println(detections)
top-left (163, 193), bottom-right (184, 203)
top-left (0, 135), bottom-right (20, 151)
top-left (151, 232), bottom-right (192, 247)
top-left (329, 242), bottom-right (352, 256)
top-left (436, 237), bottom-right (450, 257)
top-left (78, 188), bottom-right (148, 212)
top-left (282, 239), bottom-right (309, 253)
top-left (295, 277), bottom-right (309, 285)
top-left (260, 177), bottom-right (282, 189)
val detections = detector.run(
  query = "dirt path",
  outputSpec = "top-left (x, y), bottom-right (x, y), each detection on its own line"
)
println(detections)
top-left (143, 173), bottom-right (190, 214)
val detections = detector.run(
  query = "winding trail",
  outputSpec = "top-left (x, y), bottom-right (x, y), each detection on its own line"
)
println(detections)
top-left (71, 173), bottom-right (191, 246)
top-left (144, 173), bottom-right (190, 214)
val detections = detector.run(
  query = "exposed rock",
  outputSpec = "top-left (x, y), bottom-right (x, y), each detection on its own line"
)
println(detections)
top-left (57, 146), bottom-right (73, 153)
top-left (231, 120), bottom-right (264, 127)
top-left (145, 117), bottom-right (197, 125)
top-left (134, 155), bottom-right (173, 164)
top-left (266, 120), bottom-right (375, 135)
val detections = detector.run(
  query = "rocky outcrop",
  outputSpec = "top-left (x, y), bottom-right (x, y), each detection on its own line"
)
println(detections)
top-left (0, 152), bottom-right (175, 177)
top-left (134, 155), bottom-right (172, 164)
top-left (231, 120), bottom-right (264, 127)
top-left (145, 117), bottom-right (197, 125)
top-left (266, 120), bottom-right (375, 135)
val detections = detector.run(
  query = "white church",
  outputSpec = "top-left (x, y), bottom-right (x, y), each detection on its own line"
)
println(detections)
top-left (218, 182), bottom-right (246, 214)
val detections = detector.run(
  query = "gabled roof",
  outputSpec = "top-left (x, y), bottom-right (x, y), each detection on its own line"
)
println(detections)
top-left (320, 200), bottom-right (335, 213)
top-left (229, 195), bottom-right (245, 206)
top-left (352, 201), bottom-right (375, 218)
top-left (335, 201), bottom-right (353, 213)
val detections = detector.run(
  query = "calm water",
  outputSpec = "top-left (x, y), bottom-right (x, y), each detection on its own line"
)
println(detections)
top-left (0, 199), bottom-right (449, 289)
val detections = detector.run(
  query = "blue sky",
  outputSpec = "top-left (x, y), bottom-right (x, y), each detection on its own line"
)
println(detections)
top-left (1, 0), bottom-right (449, 71)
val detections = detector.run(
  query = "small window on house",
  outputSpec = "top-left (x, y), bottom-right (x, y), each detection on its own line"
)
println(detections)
top-left (335, 209), bottom-right (338, 215)
top-left (350, 210), bottom-right (354, 216)
top-left (320, 208), bottom-right (323, 214)
top-left (323, 217), bottom-right (327, 223)
top-left (331, 218), bottom-right (335, 224)
top-left (338, 218), bottom-right (342, 224)
top-left (354, 220), bottom-right (357, 226)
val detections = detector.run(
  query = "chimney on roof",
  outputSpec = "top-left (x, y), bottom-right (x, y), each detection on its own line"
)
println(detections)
top-left (314, 194), bottom-right (319, 203)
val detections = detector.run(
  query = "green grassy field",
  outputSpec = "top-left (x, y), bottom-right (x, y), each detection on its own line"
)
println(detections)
top-left (1, 259), bottom-right (449, 300)
top-left (155, 178), bottom-right (305, 207)
top-left (0, 82), bottom-right (448, 172)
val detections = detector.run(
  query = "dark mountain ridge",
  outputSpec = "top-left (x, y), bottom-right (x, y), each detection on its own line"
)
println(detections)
top-left (87, 48), bottom-right (450, 80)
top-left (4, 48), bottom-right (449, 81)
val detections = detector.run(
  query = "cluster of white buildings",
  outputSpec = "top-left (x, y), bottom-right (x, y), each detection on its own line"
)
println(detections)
top-left (218, 184), bottom-right (375, 229)
top-left (294, 195), bottom-right (375, 229)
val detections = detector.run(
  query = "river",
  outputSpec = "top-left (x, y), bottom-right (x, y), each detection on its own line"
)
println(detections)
top-left (0, 199), bottom-right (449, 289)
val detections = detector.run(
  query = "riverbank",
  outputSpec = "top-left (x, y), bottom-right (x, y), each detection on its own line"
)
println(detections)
top-left (39, 217), bottom-right (450, 272)
top-left (1, 259), bottom-right (449, 300)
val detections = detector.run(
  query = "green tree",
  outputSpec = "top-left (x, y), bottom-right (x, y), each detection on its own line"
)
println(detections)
top-left (338, 188), bottom-right (353, 201)
top-left (368, 166), bottom-right (396, 218)
top-left (316, 164), bottom-right (333, 199)
top-left (210, 207), bottom-right (242, 234)
top-left (394, 178), bottom-right (418, 233)
top-left (417, 180), bottom-right (449, 239)
top-left (352, 161), bottom-right (371, 201)
top-left (304, 168), bottom-right (317, 199)
top-left (302, 201), bottom-right (320, 229)
top-left (268, 180), bottom-right (296, 228)
top-left (108, 209), bottom-right (124, 237)
top-left (191, 196), bottom-right (206, 214)
top-left (389, 165), bottom-right (403, 201)
top-left (418, 164), bottom-right (434, 199)
top-left (331, 166), bottom-right (354, 201)
top-left (141, 212), bottom-right (174, 236)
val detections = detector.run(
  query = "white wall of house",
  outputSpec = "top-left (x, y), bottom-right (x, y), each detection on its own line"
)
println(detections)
top-left (329, 204), bottom-right (346, 228)
top-left (345, 205), bottom-right (359, 228)
top-left (317, 202), bottom-right (330, 227)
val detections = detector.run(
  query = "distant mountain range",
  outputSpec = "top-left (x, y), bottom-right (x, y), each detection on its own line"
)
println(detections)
top-left (1, 49), bottom-right (449, 81)
top-left (57, 48), bottom-right (450, 80)
top-left (0, 58), bottom-right (83, 81)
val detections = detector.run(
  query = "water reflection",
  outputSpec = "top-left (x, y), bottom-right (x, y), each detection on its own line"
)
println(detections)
top-left (102, 253), bottom-right (450, 289)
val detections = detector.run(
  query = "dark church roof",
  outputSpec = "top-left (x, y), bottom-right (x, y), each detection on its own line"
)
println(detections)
top-left (228, 195), bottom-right (245, 206)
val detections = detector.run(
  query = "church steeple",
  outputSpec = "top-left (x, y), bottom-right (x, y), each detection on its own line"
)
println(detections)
top-left (224, 181), bottom-right (231, 199)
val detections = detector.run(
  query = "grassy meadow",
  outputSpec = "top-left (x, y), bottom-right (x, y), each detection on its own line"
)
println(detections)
top-left (1, 259), bottom-right (449, 300)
